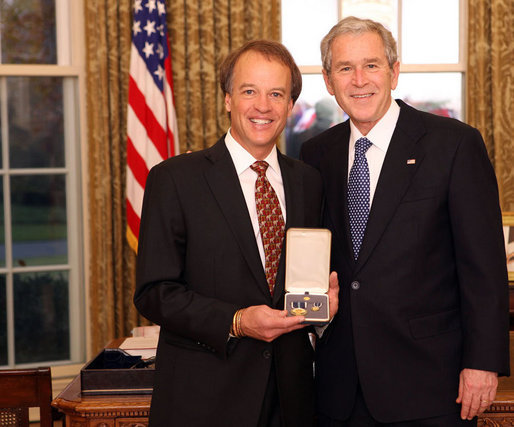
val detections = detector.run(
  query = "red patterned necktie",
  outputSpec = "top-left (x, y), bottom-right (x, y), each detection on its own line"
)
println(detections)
top-left (251, 160), bottom-right (285, 294)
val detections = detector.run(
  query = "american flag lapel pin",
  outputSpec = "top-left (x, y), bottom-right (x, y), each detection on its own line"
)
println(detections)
top-left (407, 159), bottom-right (416, 165)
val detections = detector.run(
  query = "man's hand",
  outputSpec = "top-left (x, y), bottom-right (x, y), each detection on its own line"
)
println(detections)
top-left (328, 271), bottom-right (339, 320)
top-left (456, 368), bottom-right (498, 420)
top-left (239, 305), bottom-right (306, 342)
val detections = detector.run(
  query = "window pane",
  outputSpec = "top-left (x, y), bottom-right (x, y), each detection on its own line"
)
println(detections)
top-left (11, 174), bottom-right (68, 266)
top-left (341, 0), bottom-right (398, 40)
top-left (285, 74), bottom-right (345, 159)
top-left (401, 0), bottom-right (459, 64)
top-left (393, 72), bottom-right (462, 120)
top-left (0, 85), bottom-right (3, 166)
top-left (8, 77), bottom-right (65, 168)
top-left (0, 0), bottom-right (57, 64)
top-left (0, 177), bottom-right (4, 267)
top-left (14, 271), bottom-right (69, 364)
top-left (282, 0), bottom-right (338, 65)
top-left (0, 275), bottom-right (6, 366)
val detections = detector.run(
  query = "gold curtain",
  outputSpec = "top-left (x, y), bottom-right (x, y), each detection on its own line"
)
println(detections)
top-left (467, 0), bottom-right (514, 212)
top-left (168, 1), bottom-right (281, 152)
top-left (85, 0), bottom-right (281, 354)
top-left (85, 0), bottom-right (138, 354)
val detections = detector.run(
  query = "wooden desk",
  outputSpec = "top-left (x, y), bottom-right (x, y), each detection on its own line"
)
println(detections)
top-left (52, 338), bottom-right (152, 426)
top-left (53, 335), bottom-right (514, 426)
top-left (53, 374), bottom-right (514, 427)
top-left (51, 369), bottom-right (150, 427)
top-left (479, 390), bottom-right (514, 426)
top-left (53, 375), bottom-right (513, 427)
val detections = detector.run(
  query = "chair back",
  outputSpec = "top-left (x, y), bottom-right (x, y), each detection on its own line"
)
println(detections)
top-left (0, 367), bottom-right (53, 427)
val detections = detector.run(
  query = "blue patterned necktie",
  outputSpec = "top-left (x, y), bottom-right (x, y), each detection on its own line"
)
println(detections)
top-left (348, 137), bottom-right (373, 260)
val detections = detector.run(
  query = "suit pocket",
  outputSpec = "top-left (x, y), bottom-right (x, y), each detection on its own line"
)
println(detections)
top-left (161, 329), bottom-right (216, 354)
top-left (401, 185), bottom-right (439, 203)
top-left (408, 308), bottom-right (461, 339)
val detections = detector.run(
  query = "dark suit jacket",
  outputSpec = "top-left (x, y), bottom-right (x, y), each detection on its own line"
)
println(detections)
top-left (134, 138), bottom-right (323, 427)
top-left (301, 100), bottom-right (510, 423)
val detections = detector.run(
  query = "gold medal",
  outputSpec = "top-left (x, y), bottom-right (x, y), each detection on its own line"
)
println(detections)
top-left (291, 301), bottom-right (307, 316)
top-left (311, 302), bottom-right (322, 312)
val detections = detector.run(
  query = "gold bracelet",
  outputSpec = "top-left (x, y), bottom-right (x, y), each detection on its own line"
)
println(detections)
top-left (235, 309), bottom-right (243, 338)
top-left (238, 308), bottom-right (245, 337)
top-left (231, 308), bottom-right (245, 338)
top-left (230, 310), bottom-right (238, 336)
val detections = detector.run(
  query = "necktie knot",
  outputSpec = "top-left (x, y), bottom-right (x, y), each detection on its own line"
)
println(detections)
top-left (251, 160), bottom-right (269, 176)
top-left (355, 137), bottom-right (372, 158)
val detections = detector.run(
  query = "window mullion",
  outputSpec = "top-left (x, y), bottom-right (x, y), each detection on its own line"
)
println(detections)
top-left (1, 77), bottom-right (14, 366)
top-left (63, 77), bottom-right (84, 362)
top-left (55, 0), bottom-right (71, 66)
top-left (398, 0), bottom-right (403, 63)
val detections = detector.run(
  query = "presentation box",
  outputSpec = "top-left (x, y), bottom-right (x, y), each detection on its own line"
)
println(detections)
top-left (81, 346), bottom-right (154, 395)
top-left (284, 227), bottom-right (331, 325)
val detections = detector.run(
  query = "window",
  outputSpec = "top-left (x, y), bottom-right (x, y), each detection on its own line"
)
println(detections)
top-left (0, 0), bottom-right (85, 367)
top-left (281, 0), bottom-right (466, 158)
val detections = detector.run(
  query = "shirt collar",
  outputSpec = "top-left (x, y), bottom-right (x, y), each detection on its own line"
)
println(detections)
top-left (349, 98), bottom-right (400, 153)
top-left (225, 128), bottom-right (281, 176)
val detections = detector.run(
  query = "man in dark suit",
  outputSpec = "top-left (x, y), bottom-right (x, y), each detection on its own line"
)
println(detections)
top-left (286, 98), bottom-right (338, 159)
top-left (134, 40), bottom-right (338, 427)
top-left (301, 17), bottom-right (510, 426)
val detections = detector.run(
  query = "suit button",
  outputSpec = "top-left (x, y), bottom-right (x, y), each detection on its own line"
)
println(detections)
top-left (351, 281), bottom-right (360, 290)
top-left (262, 350), bottom-right (272, 359)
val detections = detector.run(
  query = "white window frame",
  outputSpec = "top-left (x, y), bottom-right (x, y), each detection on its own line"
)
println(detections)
top-left (293, 0), bottom-right (468, 117)
top-left (0, 0), bottom-right (87, 374)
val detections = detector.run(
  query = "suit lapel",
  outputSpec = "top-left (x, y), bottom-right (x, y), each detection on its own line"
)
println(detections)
top-left (203, 138), bottom-right (270, 299)
top-left (281, 152), bottom-right (304, 229)
top-left (355, 102), bottom-right (427, 272)
top-left (320, 122), bottom-right (355, 270)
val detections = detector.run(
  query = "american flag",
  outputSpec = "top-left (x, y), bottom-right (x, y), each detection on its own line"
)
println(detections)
top-left (126, 0), bottom-right (179, 252)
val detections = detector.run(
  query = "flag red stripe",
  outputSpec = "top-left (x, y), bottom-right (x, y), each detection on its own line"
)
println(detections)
top-left (164, 42), bottom-right (175, 98)
top-left (127, 135), bottom-right (149, 189)
top-left (128, 75), bottom-right (169, 160)
top-left (166, 128), bottom-right (177, 156)
top-left (126, 199), bottom-right (141, 242)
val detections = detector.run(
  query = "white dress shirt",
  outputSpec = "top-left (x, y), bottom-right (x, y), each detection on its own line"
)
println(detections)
top-left (348, 99), bottom-right (400, 206)
top-left (225, 129), bottom-right (287, 269)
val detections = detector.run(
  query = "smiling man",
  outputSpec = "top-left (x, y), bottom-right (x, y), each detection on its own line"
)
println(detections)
top-left (300, 16), bottom-right (509, 427)
top-left (134, 40), bottom-right (338, 427)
